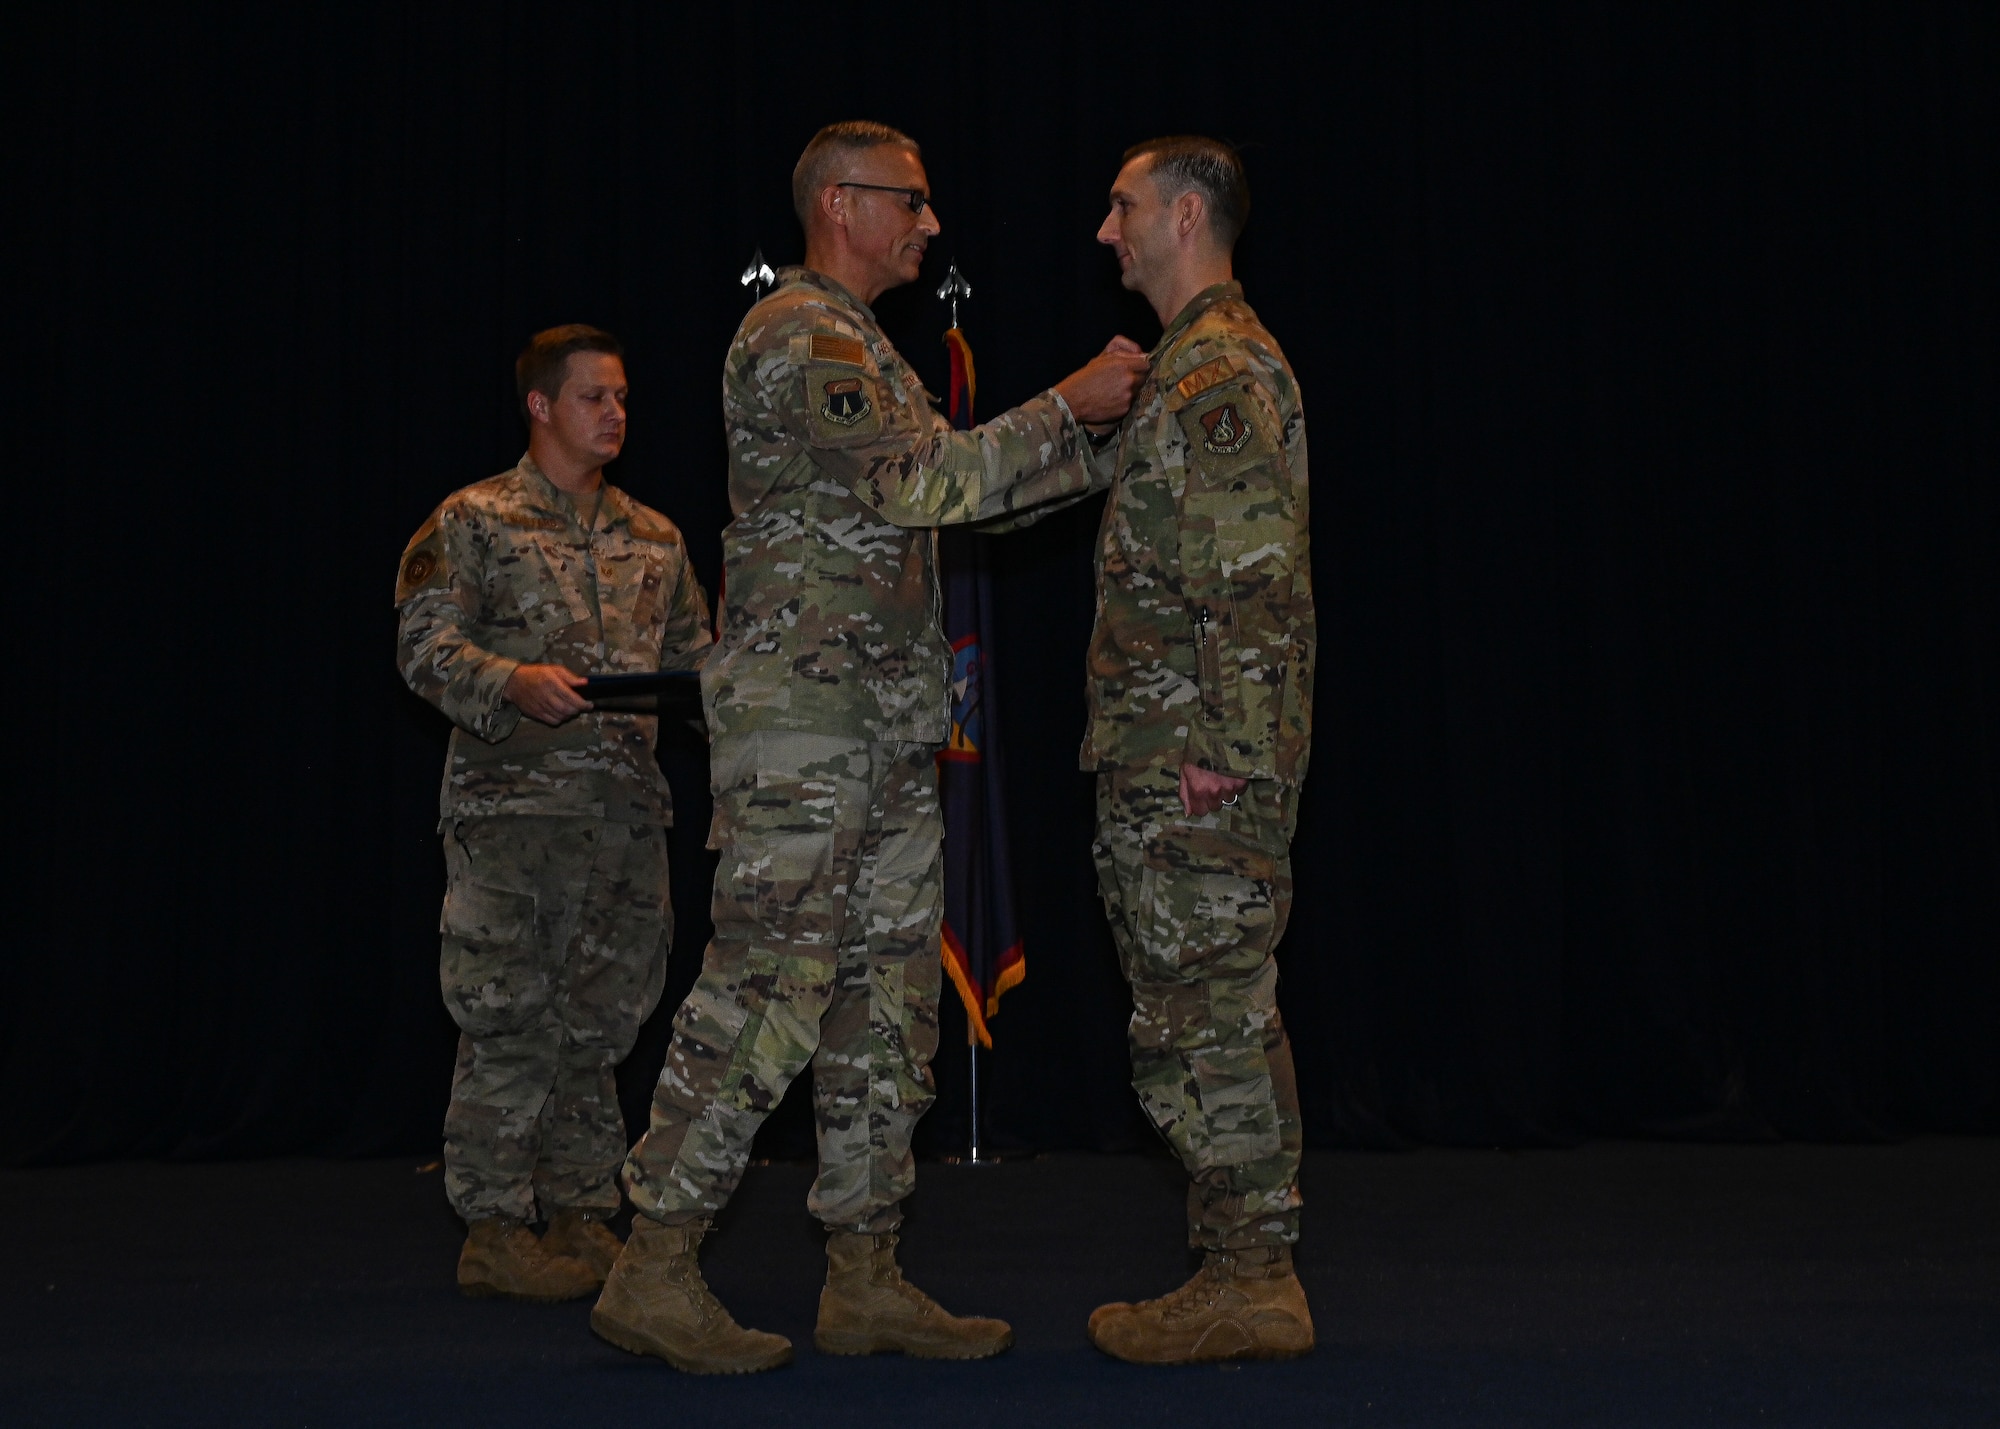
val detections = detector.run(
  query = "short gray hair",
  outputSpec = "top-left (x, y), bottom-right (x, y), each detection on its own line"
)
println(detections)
top-left (793, 120), bottom-right (920, 226)
top-left (1124, 135), bottom-right (1250, 248)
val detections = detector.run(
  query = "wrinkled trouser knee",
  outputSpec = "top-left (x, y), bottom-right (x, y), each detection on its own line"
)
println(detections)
top-left (1094, 765), bottom-right (1303, 1250)
top-left (622, 733), bottom-right (944, 1234)
top-left (439, 815), bottom-right (672, 1222)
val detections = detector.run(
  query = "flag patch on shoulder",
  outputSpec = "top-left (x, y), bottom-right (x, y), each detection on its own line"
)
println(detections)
top-left (809, 333), bottom-right (866, 366)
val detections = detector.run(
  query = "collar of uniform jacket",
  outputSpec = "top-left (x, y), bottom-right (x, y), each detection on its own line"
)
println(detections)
top-left (1150, 280), bottom-right (1247, 362)
top-left (774, 265), bottom-right (875, 323)
top-left (516, 453), bottom-right (635, 534)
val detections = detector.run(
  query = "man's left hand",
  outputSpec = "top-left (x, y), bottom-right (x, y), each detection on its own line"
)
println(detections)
top-left (1180, 763), bottom-right (1249, 818)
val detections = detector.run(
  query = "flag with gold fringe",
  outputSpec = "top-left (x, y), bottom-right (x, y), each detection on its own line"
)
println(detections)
top-left (938, 322), bottom-right (1023, 1048)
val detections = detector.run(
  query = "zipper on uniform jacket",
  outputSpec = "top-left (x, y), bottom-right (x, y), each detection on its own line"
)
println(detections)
top-left (1195, 604), bottom-right (1223, 717)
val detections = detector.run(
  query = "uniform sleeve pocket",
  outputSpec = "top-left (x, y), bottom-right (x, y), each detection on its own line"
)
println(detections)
top-left (440, 880), bottom-right (536, 947)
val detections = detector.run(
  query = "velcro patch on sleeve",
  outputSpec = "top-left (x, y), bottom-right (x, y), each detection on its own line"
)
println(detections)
top-left (804, 364), bottom-right (884, 445)
top-left (1176, 386), bottom-right (1279, 478)
top-left (395, 515), bottom-right (449, 603)
top-left (808, 332), bottom-right (867, 366)
top-left (1167, 354), bottom-right (1242, 410)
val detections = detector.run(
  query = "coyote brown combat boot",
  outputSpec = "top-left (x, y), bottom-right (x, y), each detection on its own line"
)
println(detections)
top-left (1087, 1245), bottom-right (1315, 1364)
top-left (456, 1216), bottom-right (599, 1302)
top-left (814, 1231), bottom-right (1013, 1359)
top-left (542, 1208), bottom-right (622, 1283)
top-left (590, 1216), bottom-right (792, 1375)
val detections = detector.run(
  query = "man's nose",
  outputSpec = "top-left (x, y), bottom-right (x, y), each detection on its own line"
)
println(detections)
top-left (1096, 212), bottom-right (1118, 245)
top-left (919, 203), bottom-right (942, 238)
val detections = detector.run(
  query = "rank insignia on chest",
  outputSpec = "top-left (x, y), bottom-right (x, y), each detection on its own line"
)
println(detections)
top-left (820, 377), bottom-right (873, 427)
top-left (1199, 402), bottom-right (1253, 455)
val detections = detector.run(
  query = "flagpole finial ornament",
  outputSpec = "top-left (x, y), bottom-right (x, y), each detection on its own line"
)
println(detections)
top-left (936, 262), bottom-right (973, 328)
top-left (740, 247), bottom-right (776, 303)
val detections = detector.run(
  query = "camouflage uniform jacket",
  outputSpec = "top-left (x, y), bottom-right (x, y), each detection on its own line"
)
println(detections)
top-left (395, 455), bottom-right (713, 822)
top-left (705, 266), bottom-right (1096, 744)
top-left (1081, 281), bottom-right (1315, 785)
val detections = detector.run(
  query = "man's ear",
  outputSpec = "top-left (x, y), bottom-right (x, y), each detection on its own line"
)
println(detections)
top-left (1176, 189), bottom-right (1207, 242)
top-left (526, 389), bottom-right (551, 425)
top-left (819, 184), bottom-right (848, 232)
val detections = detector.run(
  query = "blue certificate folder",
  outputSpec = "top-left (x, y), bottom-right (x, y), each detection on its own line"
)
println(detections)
top-left (576, 671), bottom-right (699, 702)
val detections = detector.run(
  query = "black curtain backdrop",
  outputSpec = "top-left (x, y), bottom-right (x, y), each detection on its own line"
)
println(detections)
top-left (7, 3), bottom-right (1994, 1165)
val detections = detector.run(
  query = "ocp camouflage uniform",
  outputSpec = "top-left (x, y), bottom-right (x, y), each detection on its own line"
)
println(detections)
top-left (396, 455), bottom-right (713, 1222)
top-left (1083, 281), bottom-right (1315, 1251)
top-left (623, 266), bottom-right (1098, 1233)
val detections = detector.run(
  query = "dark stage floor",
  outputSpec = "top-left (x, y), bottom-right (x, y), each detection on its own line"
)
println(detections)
top-left (2, 1141), bottom-right (1995, 1427)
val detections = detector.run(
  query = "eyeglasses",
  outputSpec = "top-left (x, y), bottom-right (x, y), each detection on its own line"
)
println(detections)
top-left (836, 181), bottom-right (932, 216)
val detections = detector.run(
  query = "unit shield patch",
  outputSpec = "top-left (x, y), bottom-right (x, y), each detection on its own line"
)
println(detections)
top-left (1199, 401), bottom-right (1254, 455)
top-left (395, 512), bottom-right (449, 603)
top-left (819, 377), bottom-right (872, 426)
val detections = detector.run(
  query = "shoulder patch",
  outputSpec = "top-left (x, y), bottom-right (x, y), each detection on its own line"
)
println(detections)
top-left (1175, 384), bottom-right (1279, 478)
top-left (817, 375), bottom-right (873, 426)
top-left (1195, 399), bottom-right (1255, 456)
top-left (395, 513), bottom-right (449, 604)
top-left (808, 333), bottom-right (867, 366)
top-left (1172, 354), bottom-right (1242, 408)
top-left (802, 360), bottom-right (884, 445)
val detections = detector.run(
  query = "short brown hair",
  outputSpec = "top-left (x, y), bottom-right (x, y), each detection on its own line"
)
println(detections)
top-left (792, 120), bottom-right (920, 226)
top-left (1124, 135), bottom-right (1251, 248)
top-left (515, 324), bottom-right (623, 423)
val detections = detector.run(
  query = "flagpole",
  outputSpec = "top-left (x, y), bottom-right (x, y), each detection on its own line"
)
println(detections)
top-left (936, 261), bottom-right (991, 1167)
top-left (967, 1021), bottom-right (984, 1164)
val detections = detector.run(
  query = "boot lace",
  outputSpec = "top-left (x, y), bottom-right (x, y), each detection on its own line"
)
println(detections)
top-left (660, 1258), bottom-right (728, 1331)
top-left (881, 1262), bottom-right (944, 1316)
top-left (634, 1226), bottom-right (728, 1332)
top-left (1153, 1262), bottom-right (1238, 1324)
top-left (855, 1236), bottom-right (945, 1320)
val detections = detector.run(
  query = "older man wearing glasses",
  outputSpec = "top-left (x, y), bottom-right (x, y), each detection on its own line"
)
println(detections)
top-left (591, 120), bottom-right (1149, 1375)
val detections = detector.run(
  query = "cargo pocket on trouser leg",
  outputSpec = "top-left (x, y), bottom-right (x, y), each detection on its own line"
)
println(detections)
top-left (439, 860), bottom-right (547, 1041)
top-left (563, 823), bottom-right (673, 1061)
top-left (1135, 824), bottom-right (1285, 1174)
top-left (436, 826), bottom-right (554, 1220)
top-left (543, 824), bottom-right (670, 1213)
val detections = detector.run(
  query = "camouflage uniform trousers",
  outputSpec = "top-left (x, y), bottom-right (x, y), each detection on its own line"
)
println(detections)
top-left (623, 732), bottom-right (943, 1234)
top-left (1094, 761), bottom-right (1304, 1250)
top-left (439, 815), bottom-right (671, 1222)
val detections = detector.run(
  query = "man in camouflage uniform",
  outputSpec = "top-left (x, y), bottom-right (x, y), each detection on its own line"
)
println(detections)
top-left (591, 121), bottom-right (1148, 1374)
top-left (1079, 137), bottom-right (1318, 1364)
top-left (396, 326), bottom-right (713, 1302)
